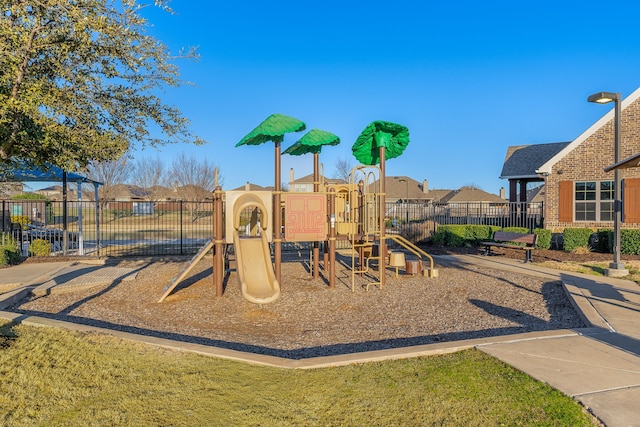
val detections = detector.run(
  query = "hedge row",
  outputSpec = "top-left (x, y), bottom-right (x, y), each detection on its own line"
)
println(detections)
top-left (432, 225), bottom-right (551, 249)
top-left (559, 228), bottom-right (640, 255)
top-left (432, 224), bottom-right (640, 255)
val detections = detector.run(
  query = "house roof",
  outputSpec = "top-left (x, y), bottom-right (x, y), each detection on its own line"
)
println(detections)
top-left (109, 184), bottom-right (148, 199)
top-left (440, 187), bottom-right (505, 203)
top-left (291, 173), bottom-right (345, 185)
top-left (423, 189), bottom-right (453, 203)
top-left (536, 87), bottom-right (640, 175)
top-left (36, 185), bottom-right (63, 192)
top-left (231, 182), bottom-right (272, 191)
top-left (500, 142), bottom-right (570, 179)
top-left (526, 185), bottom-right (545, 203)
top-left (384, 176), bottom-right (431, 200)
top-left (604, 151), bottom-right (640, 172)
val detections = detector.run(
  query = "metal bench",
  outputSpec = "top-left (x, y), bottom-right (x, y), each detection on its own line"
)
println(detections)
top-left (481, 231), bottom-right (537, 263)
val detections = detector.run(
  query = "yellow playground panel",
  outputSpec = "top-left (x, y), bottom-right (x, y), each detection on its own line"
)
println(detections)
top-left (224, 191), bottom-right (273, 243)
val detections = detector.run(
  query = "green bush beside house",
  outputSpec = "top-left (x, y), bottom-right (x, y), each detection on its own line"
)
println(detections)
top-left (432, 225), bottom-right (550, 249)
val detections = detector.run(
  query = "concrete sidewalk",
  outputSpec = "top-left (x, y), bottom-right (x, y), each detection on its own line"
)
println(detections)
top-left (0, 261), bottom-right (75, 309)
top-left (2, 256), bottom-right (640, 426)
top-left (457, 254), bottom-right (640, 427)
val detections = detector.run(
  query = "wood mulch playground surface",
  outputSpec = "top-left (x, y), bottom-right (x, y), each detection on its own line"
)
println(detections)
top-left (10, 244), bottom-right (628, 359)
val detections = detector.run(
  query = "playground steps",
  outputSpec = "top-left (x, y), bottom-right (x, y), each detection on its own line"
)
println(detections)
top-left (226, 252), bottom-right (237, 271)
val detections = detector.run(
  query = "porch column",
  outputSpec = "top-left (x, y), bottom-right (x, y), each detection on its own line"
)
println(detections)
top-left (509, 179), bottom-right (518, 227)
top-left (509, 180), bottom-right (518, 202)
top-left (519, 180), bottom-right (528, 229)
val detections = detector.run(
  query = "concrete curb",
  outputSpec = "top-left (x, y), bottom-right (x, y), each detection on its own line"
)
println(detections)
top-left (0, 309), bottom-right (584, 369)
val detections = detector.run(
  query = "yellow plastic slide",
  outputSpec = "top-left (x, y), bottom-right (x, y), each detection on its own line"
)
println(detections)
top-left (233, 231), bottom-right (280, 304)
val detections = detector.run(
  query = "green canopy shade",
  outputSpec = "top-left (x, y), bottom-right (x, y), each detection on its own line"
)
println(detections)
top-left (352, 120), bottom-right (410, 165)
top-left (235, 114), bottom-right (306, 146)
top-left (283, 129), bottom-right (340, 156)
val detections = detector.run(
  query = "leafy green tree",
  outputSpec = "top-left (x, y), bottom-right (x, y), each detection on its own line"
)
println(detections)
top-left (0, 0), bottom-right (204, 171)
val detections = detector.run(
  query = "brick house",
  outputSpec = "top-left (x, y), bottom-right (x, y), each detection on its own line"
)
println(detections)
top-left (500, 87), bottom-right (640, 231)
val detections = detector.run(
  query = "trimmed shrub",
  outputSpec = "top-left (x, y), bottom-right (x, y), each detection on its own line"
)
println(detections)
top-left (29, 239), bottom-right (51, 257)
top-left (433, 225), bottom-right (499, 247)
top-left (563, 228), bottom-right (594, 252)
top-left (433, 225), bottom-right (467, 246)
top-left (534, 228), bottom-right (552, 250)
top-left (502, 227), bottom-right (530, 234)
top-left (621, 229), bottom-right (640, 255)
top-left (0, 244), bottom-right (20, 266)
top-left (465, 225), bottom-right (497, 243)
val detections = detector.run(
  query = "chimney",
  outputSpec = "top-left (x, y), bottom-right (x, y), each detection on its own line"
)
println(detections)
top-left (423, 179), bottom-right (429, 193)
top-left (245, 181), bottom-right (250, 191)
top-left (499, 187), bottom-right (505, 199)
top-left (173, 181), bottom-right (178, 192)
top-left (289, 168), bottom-right (294, 185)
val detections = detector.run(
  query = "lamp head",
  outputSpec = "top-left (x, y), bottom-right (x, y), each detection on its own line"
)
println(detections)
top-left (588, 91), bottom-right (620, 104)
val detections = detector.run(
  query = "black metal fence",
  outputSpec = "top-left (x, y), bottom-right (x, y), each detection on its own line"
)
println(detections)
top-left (1, 199), bottom-right (543, 258)
top-left (1, 199), bottom-right (213, 257)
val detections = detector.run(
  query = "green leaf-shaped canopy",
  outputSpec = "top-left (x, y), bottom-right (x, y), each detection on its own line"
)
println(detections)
top-left (235, 114), bottom-right (306, 146)
top-left (352, 120), bottom-right (410, 165)
top-left (283, 129), bottom-right (340, 156)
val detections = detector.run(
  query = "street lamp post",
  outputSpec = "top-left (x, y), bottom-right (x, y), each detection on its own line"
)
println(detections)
top-left (588, 91), bottom-right (628, 277)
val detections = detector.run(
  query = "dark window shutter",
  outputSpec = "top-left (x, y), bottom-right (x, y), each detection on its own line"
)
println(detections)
top-left (623, 178), bottom-right (640, 223)
top-left (559, 181), bottom-right (573, 223)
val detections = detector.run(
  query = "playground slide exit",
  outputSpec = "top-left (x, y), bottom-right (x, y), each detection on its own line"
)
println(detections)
top-left (233, 230), bottom-right (280, 304)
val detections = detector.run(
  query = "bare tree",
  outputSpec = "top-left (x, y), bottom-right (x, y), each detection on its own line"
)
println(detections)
top-left (170, 152), bottom-right (222, 221)
top-left (86, 155), bottom-right (133, 201)
top-left (333, 156), bottom-right (362, 183)
top-left (131, 157), bottom-right (167, 201)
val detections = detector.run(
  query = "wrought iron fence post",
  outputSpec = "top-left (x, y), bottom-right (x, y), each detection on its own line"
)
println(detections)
top-left (180, 200), bottom-right (184, 255)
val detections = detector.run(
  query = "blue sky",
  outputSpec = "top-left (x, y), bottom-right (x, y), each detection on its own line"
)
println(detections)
top-left (124, 0), bottom-right (640, 194)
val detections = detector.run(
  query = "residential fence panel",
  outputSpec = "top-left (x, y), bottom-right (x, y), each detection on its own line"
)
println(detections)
top-left (1, 199), bottom-right (543, 258)
top-left (1, 199), bottom-right (213, 257)
top-left (385, 201), bottom-right (544, 249)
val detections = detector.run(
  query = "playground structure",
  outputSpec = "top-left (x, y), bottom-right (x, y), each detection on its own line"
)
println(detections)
top-left (158, 116), bottom-right (437, 304)
top-left (159, 165), bottom-right (437, 303)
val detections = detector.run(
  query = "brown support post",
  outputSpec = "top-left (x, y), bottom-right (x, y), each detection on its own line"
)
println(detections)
top-left (519, 180), bottom-right (528, 229)
top-left (509, 179), bottom-right (518, 202)
top-left (213, 186), bottom-right (224, 297)
top-left (519, 180), bottom-right (528, 203)
top-left (357, 180), bottom-right (365, 267)
top-left (509, 179), bottom-right (518, 227)
top-left (379, 147), bottom-right (386, 289)
top-left (313, 153), bottom-right (320, 279)
top-left (274, 142), bottom-right (282, 286)
top-left (329, 188), bottom-right (336, 288)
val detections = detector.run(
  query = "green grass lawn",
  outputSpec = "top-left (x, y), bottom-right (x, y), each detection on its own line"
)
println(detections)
top-left (0, 321), bottom-right (599, 426)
